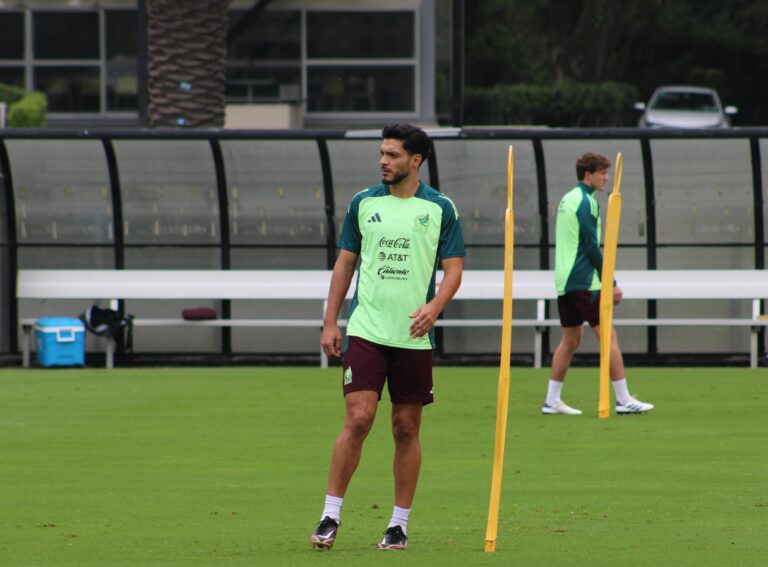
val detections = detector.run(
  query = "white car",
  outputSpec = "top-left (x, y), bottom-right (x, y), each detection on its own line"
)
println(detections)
top-left (635, 86), bottom-right (737, 128)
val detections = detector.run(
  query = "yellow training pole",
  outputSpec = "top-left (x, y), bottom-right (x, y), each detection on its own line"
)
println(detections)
top-left (485, 145), bottom-right (514, 552)
top-left (598, 152), bottom-right (623, 419)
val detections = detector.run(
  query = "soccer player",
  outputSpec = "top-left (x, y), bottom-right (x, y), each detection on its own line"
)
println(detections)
top-left (543, 152), bottom-right (654, 416)
top-left (310, 124), bottom-right (465, 551)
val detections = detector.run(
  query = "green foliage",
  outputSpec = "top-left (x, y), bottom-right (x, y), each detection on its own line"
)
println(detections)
top-left (465, 0), bottom-right (768, 124)
top-left (7, 92), bottom-right (47, 128)
top-left (0, 83), bottom-right (26, 105)
top-left (465, 81), bottom-right (639, 127)
top-left (0, 82), bottom-right (47, 128)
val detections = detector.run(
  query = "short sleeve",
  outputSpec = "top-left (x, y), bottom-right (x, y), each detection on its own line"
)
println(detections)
top-left (338, 195), bottom-right (362, 253)
top-left (438, 198), bottom-right (465, 259)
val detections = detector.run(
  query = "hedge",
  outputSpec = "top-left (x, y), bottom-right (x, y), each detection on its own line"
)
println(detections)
top-left (465, 81), bottom-right (639, 127)
top-left (0, 83), bottom-right (47, 128)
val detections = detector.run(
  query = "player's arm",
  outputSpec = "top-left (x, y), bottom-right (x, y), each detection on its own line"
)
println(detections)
top-left (409, 256), bottom-right (463, 338)
top-left (577, 202), bottom-right (603, 274)
top-left (322, 249), bottom-right (358, 358)
top-left (578, 199), bottom-right (621, 304)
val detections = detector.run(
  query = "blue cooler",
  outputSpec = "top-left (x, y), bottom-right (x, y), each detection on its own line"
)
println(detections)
top-left (34, 317), bottom-right (85, 367)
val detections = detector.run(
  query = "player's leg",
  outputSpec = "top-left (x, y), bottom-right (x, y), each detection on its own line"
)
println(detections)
top-left (544, 292), bottom-right (591, 415)
top-left (590, 323), bottom-right (625, 381)
top-left (311, 337), bottom-right (387, 549)
top-left (376, 402), bottom-right (422, 551)
top-left (327, 390), bottom-right (380, 497)
top-left (391, 402), bottom-right (423, 509)
top-left (551, 324), bottom-right (583, 380)
top-left (378, 347), bottom-right (432, 550)
top-left (543, 324), bottom-right (584, 415)
top-left (590, 324), bottom-right (654, 414)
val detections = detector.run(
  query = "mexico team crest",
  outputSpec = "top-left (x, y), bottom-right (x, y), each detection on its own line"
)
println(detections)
top-left (413, 213), bottom-right (430, 233)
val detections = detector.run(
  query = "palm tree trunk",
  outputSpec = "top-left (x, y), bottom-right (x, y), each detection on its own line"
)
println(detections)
top-left (147, 0), bottom-right (230, 128)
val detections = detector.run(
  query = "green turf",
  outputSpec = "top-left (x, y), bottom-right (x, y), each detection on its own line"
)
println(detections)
top-left (0, 366), bottom-right (766, 566)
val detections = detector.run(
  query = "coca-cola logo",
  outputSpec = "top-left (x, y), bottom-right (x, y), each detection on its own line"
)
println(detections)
top-left (379, 237), bottom-right (411, 249)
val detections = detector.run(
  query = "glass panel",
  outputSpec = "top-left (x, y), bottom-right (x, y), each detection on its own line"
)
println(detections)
top-left (125, 299), bottom-right (221, 352)
top-left (124, 247), bottom-right (220, 269)
top-left (307, 11), bottom-right (414, 59)
top-left (652, 139), bottom-right (753, 244)
top-left (228, 10), bottom-right (300, 60)
top-left (16, 246), bottom-right (114, 269)
top-left (33, 11), bottom-right (99, 59)
top-left (463, 246), bottom-right (539, 270)
top-left (0, 66), bottom-right (24, 87)
top-left (225, 66), bottom-right (301, 102)
top-left (106, 9), bottom-right (137, 111)
top-left (434, 140), bottom-right (539, 247)
top-left (6, 140), bottom-right (113, 244)
top-left (543, 140), bottom-right (646, 246)
top-left (656, 246), bottom-right (754, 269)
top-left (307, 66), bottom-right (414, 112)
top-left (34, 66), bottom-right (100, 112)
top-left (657, 299), bottom-right (751, 353)
top-left (327, 139), bottom-right (385, 237)
top-left (221, 140), bottom-right (326, 246)
top-left (231, 299), bottom-right (324, 353)
top-left (0, 12), bottom-right (24, 59)
top-left (114, 140), bottom-right (220, 246)
top-left (231, 248), bottom-right (327, 269)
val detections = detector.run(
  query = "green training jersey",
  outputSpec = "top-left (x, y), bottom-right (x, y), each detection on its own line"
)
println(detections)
top-left (554, 182), bottom-right (603, 295)
top-left (339, 181), bottom-right (465, 349)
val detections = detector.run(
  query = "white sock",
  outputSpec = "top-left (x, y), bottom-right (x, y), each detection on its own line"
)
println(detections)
top-left (612, 378), bottom-right (631, 404)
top-left (546, 379), bottom-right (563, 405)
top-left (388, 506), bottom-right (411, 535)
top-left (321, 494), bottom-right (343, 523)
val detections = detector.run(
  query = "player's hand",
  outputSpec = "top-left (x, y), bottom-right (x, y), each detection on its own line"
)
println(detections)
top-left (409, 303), bottom-right (440, 337)
top-left (321, 323), bottom-right (342, 358)
top-left (613, 285), bottom-right (623, 305)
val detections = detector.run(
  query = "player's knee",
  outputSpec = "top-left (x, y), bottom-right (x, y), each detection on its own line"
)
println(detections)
top-left (392, 420), bottom-right (420, 445)
top-left (560, 335), bottom-right (581, 352)
top-left (345, 410), bottom-right (375, 439)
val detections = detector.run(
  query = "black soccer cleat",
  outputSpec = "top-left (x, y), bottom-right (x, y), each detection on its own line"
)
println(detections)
top-left (310, 516), bottom-right (339, 550)
top-left (376, 525), bottom-right (407, 550)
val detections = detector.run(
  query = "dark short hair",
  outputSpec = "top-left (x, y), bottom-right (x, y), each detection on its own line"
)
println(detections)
top-left (381, 123), bottom-right (431, 166)
top-left (576, 152), bottom-right (610, 180)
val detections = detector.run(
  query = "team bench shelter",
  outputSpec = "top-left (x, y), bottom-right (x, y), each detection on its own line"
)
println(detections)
top-left (17, 269), bottom-right (768, 369)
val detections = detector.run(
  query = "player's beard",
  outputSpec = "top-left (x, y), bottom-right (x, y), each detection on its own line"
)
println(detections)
top-left (382, 170), bottom-right (409, 186)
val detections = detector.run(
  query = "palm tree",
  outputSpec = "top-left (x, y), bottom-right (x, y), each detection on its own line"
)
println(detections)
top-left (146, 0), bottom-right (231, 128)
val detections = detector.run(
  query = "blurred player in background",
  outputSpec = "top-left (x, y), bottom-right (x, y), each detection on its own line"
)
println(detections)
top-left (543, 152), bottom-right (654, 416)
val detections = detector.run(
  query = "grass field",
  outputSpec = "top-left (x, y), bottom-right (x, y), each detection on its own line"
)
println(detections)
top-left (0, 366), bottom-right (766, 566)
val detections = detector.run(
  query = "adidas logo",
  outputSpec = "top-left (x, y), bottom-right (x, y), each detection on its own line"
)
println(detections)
top-left (367, 213), bottom-right (382, 223)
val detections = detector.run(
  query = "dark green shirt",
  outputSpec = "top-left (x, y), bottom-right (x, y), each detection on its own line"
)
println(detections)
top-left (554, 182), bottom-right (603, 295)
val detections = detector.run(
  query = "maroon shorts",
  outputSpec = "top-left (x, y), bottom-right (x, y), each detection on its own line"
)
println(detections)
top-left (557, 290), bottom-right (601, 327)
top-left (342, 336), bottom-right (434, 405)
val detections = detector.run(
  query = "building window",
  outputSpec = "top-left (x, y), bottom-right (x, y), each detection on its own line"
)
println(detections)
top-left (307, 66), bottom-right (414, 112)
top-left (0, 11), bottom-right (24, 89)
top-left (226, 9), bottom-right (301, 103)
top-left (0, 11), bottom-right (24, 60)
top-left (306, 11), bottom-right (414, 59)
top-left (305, 10), bottom-right (417, 114)
top-left (34, 66), bottom-right (100, 112)
top-left (106, 10), bottom-right (138, 111)
top-left (33, 11), bottom-right (100, 59)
